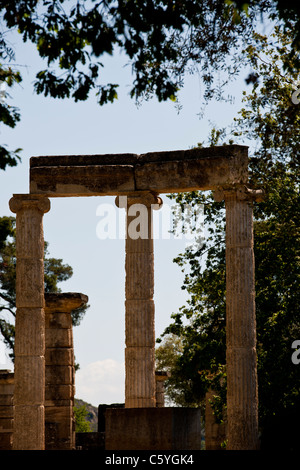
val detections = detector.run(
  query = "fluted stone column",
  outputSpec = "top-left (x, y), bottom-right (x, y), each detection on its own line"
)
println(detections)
top-left (44, 292), bottom-right (88, 450)
top-left (116, 192), bottom-right (162, 408)
top-left (9, 194), bottom-right (50, 450)
top-left (214, 185), bottom-right (263, 450)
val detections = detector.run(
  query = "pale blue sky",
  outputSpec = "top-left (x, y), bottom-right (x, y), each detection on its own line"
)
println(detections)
top-left (0, 28), bottom-right (248, 405)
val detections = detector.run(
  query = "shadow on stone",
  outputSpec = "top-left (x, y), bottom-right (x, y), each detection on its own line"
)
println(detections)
top-left (105, 407), bottom-right (201, 450)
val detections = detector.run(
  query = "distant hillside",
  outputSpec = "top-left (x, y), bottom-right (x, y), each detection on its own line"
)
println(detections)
top-left (75, 399), bottom-right (98, 432)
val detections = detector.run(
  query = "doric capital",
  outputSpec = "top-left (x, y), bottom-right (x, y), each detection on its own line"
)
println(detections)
top-left (213, 185), bottom-right (264, 203)
top-left (155, 370), bottom-right (171, 382)
top-left (9, 194), bottom-right (51, 214)
top-left (115, 191), bottom-right (163, 209)
top-left (44, 292), bottom-right (89, 313)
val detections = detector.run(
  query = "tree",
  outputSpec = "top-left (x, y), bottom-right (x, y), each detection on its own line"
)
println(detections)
top-left (156, 24), bottom-right (300, 448)
top-left (156, 187), bottom-right (227, 413)
top-left (0, 37), bottom-right (22, 170)
top-left (1, 1), bottom-right (300, 113)
top-left (155, 333), bottom-right (197, 407)
top-left (0, 216), bottom-right (88, 361)
top-left (0, 1), bottom-right (299, 171)
top-left (0, 215), bottom-right (14, 249)
top-left (74, 403), bottom-right (92, 433)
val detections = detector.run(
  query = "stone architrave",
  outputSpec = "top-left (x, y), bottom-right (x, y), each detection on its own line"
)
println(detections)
top-left (29, 146), bottom-right (249, 197)
top-left (9, 195), bottom-right (50, 450)
top-left (214, 185), bottom-right (263, 450)
top-left (44, 292), bottom-right (88, 450)
top-left (116, 192), bottom-right (162, 408)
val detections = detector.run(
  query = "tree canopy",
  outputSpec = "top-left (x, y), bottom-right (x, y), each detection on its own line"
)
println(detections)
top-left (0, 0), bottom-right (299, 169)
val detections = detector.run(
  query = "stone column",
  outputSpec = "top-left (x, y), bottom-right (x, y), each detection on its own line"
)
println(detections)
top-left (214, 185), bottom-right (263, 450)
top-left (9, 194), bottom-right (50, 450)
top-left (116, 192), bottom-right (162, 408)
top-left (0, 370), bottom-right (14, 450)
top-left (44, 292), bottom-right (88, 450)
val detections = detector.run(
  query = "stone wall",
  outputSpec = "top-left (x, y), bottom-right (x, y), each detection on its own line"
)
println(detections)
top-left (0, 370), bottom-right (14, 450)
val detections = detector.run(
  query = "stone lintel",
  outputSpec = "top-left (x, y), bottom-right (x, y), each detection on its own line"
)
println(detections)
top-left (29, 145), bottom-right (248, 196)
top-left (135, 152), bottom-right (247, 193)
top-left (30, 165), bottom-right (135, 197)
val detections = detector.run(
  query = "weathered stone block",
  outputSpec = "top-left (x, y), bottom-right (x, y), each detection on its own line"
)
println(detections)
top-left (46, 365), bottom-right (74, 385)
top-left (45, 405), bottom-right (75, 450)
top-left (0, 371), bottom-right (14, 450)
top-left (0, 406), bottom-right (13, 418)
top-left (15, 214), bottom-right (45, 259)
top-left (0, 433), bottom-right (13, 450)
top-left (30, 165), bottom-right (135, 196)
top-left (45, 384), bottom-right (75, 402)
top-left (15, 259), bottom-right (45, 308)
top-left (76, 432), bottom-right (105, 450)
top-left (45, 312), bottom-right (72, 329)
top-left (125, 234), bottom-right (153, 253)
top-left (0, 384), bottom-right (14, 395)
top-left (135, 150), bottom-right (248, 193)
top-left (13, 405), bottom-right (45, 450)
top-left (125, 300), bottom-right (155, 347)
top-left (45, 328), bottom-right (73, 348)
top-left (45, 405), bottom-right (73, 421)
top-left (105, 408), bottom-right (201, 450)
top-left (125, 253), bottom-right (154, 299)
top-left (45, 348), bottom-right (74, 366)
top-left (0, 418), bottom-right (13, 430)
top-left (14, 356), bottom-right (45, 404)
top-left (125, 347), bottom-right (155, 408)
top-left (0, 394), bottom-right (13, 406)
top-left (14, 308), bottom-right (45, 356)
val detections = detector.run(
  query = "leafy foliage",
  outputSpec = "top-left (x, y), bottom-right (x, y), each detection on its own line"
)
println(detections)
top-left (1, 0), bottom-right (299, 107)
top-left (0, 36), bottom-right (22, 169)
top-left (0, 1), bottom-right (299, 170)
top-left (156, 189), bottom-right (227, 414)
top-left (74, 403), bottom-right (92, 433)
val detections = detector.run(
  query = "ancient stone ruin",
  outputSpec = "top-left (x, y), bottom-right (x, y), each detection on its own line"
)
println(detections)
top-left (1, 145), bottom-right (263, 450)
